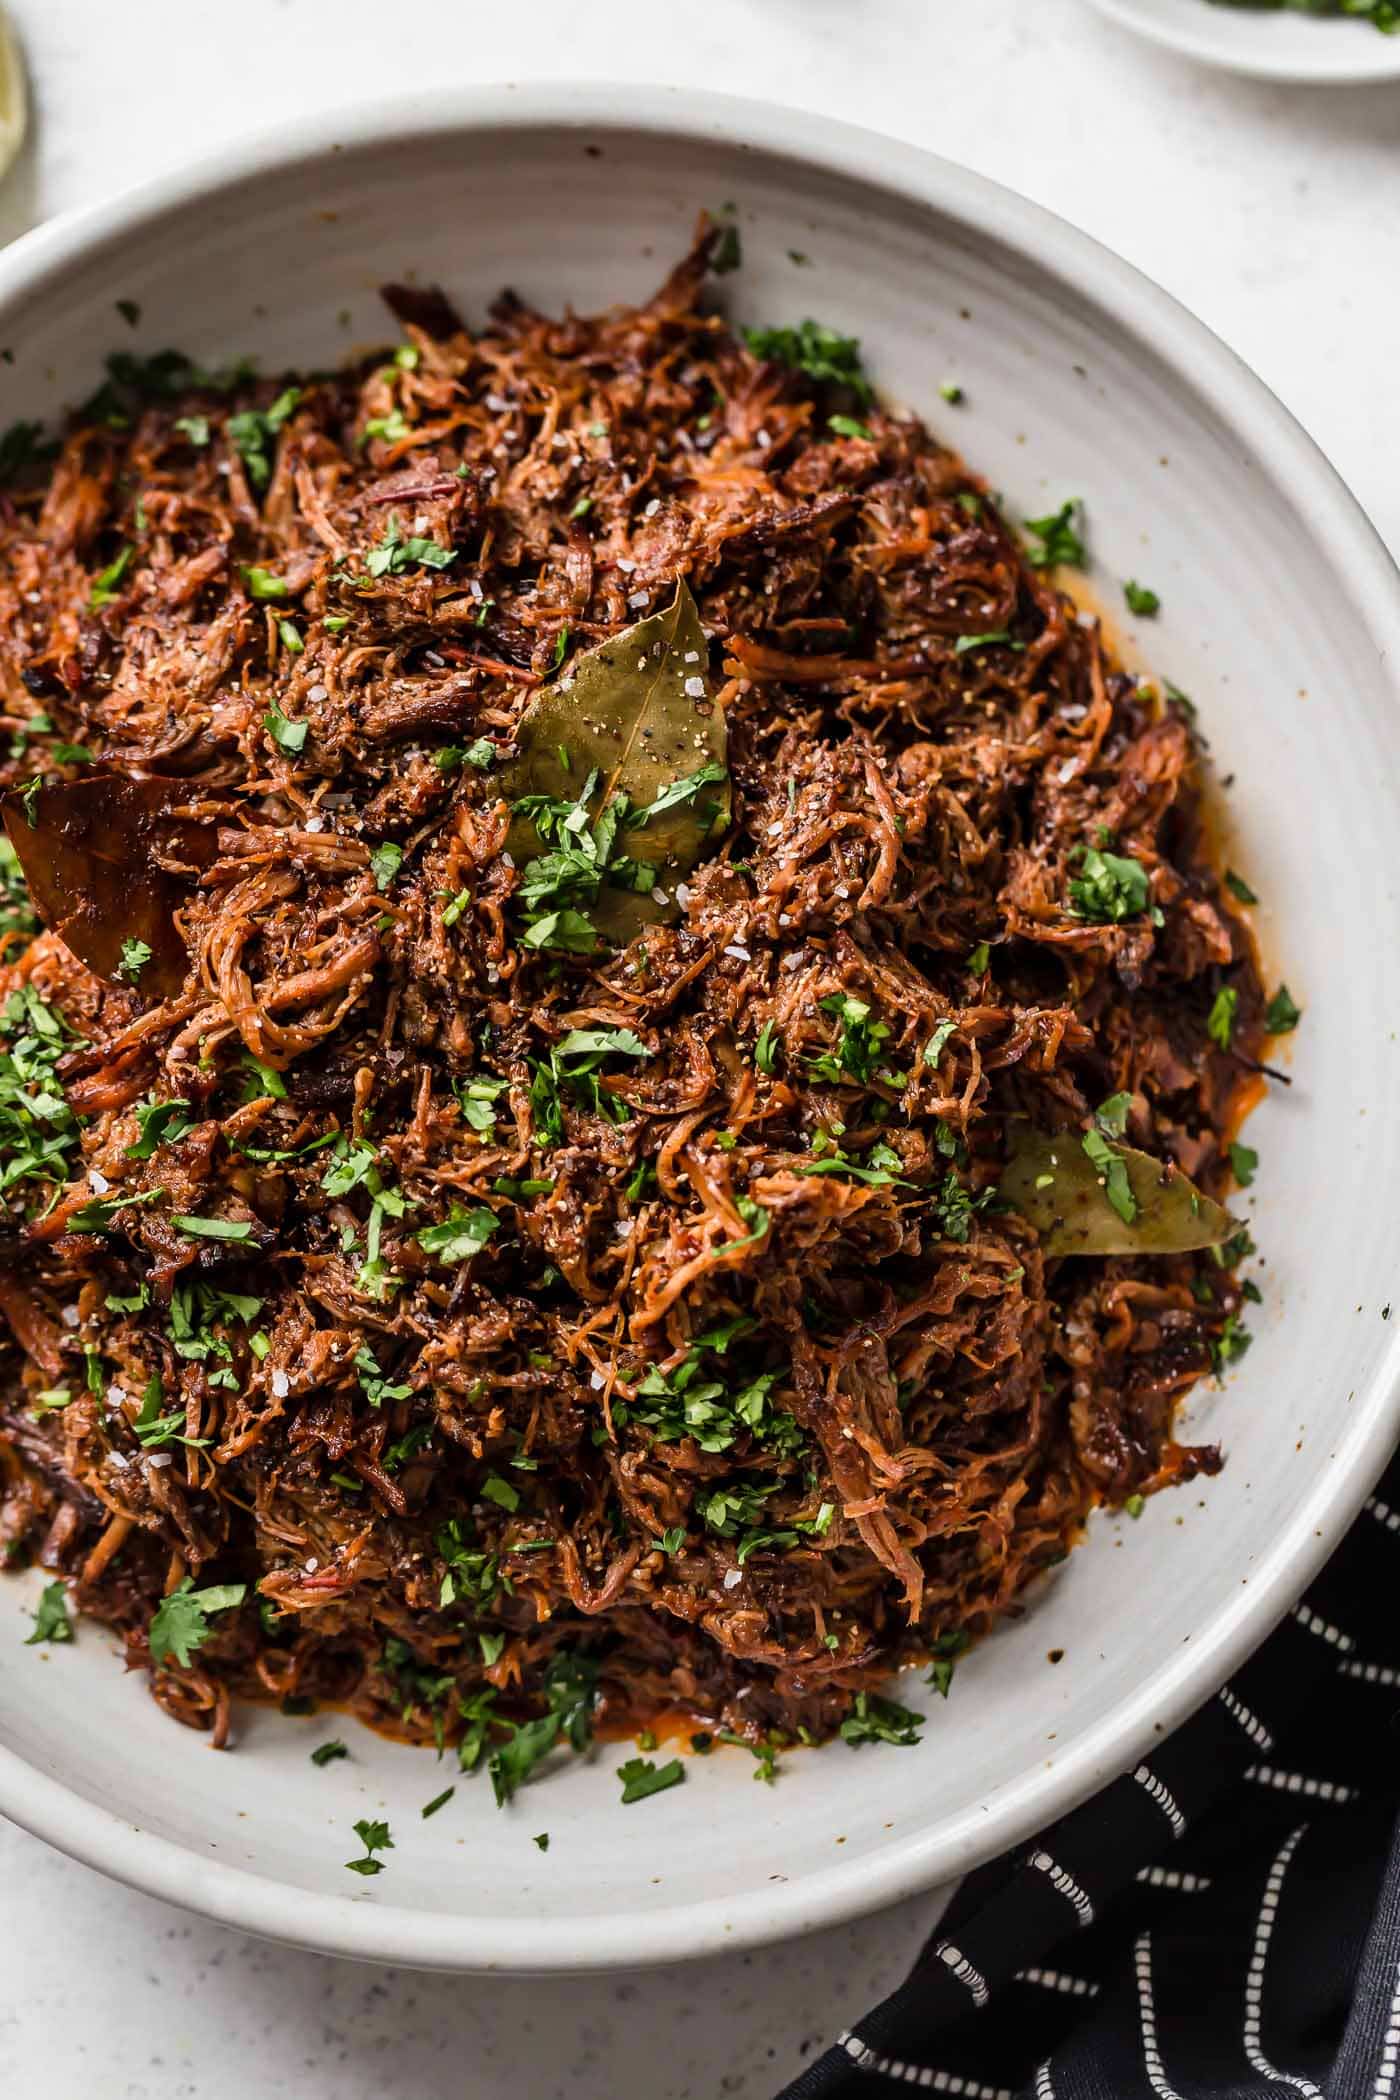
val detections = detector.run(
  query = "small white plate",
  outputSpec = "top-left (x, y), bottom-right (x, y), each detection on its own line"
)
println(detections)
top-left (1089, 0), bottom-right (1400, 80)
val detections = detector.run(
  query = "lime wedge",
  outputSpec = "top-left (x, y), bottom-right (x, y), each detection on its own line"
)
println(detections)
top-left (0, 7), bottom-right (28, 184)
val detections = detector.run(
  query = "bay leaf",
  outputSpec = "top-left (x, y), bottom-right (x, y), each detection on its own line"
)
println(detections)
top-left (2, 773), bottom-right (219, 998)
top-left (497, 580), bottom-right (729, 944)
top-left (1000, 1126), bottom-right (1236, 1257)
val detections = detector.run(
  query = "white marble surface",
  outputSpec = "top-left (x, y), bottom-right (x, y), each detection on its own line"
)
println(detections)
top-left (0, 3), bottom-right (1396, 2094)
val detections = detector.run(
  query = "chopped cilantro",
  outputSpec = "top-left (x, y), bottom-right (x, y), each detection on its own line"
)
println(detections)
top-left (173, 1214), bottom-right (253, 1241)
top-left (617, 1755), bottom-right (685, 1804)
top-left (264, 704), bottom-right (308, 753)
top-left (1123, 579), bottom-right (1160, 617)
top-left (242, 565), bottom-right (290, 600)
top-left (1067, 844), bottom-right (1157, 925)
top-left (923, 1018), bottom-right (957, 1067)
top-left (806, 993), bottom-right (891, 1087)
top-left (345, 1817), bottom-right (393, 1875)
top-left (241, 1050), bottom-right (287, 1100)
top-left (839, 1691), bottom-right (924, 1747)
top-left (148, 1578), bottom-right (246, 1667)
top-left (741, 319), bottom-right (872, 404)
top-left (310, 1739), bottom-right (349, 1767)
top-left (417, 1203), bottom-right (499, 1264)
top-left (954, 629), bottom-right (1016, 656)
top-left (1207, 986), bottom-right (1238, 1051)
top-left (754, 1021), bottom-right (780, 1074)
top-left (117, 936), bottom-right (152, 982)
top-left (926, 1628), bottom-right (970, 1699)
top-left (1213, 1315), bottom-right (1252, 1372)
top-left (365, 523), bottom-right (456, 576)
top-left (369, 840), bottom-right (403, 891)
top-left (1229, 1142), bottom-right (1258, 1187)
top-left (228, 387), bottom-right (300, 490)
top-left (1024, 500), bottom-right (1086, 570)
top-left (1264, 984), bottom-right (1301, 1035)
top-left (89, 544), bottom-right (136, 609)
top-left (25, 1580), bottom-right (74, 1646)
top-left (1081, 1128), bottom-right (1137, 1224)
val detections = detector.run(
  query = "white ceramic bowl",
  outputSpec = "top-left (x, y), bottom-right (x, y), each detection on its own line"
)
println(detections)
top-left (1089, 0), bottom-right (1400, 81)
top-left (2, 86), bottom-right (1399, 1974)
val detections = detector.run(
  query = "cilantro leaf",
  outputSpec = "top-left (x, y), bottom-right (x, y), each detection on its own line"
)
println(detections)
top-left (117, 936), bottom-right (152, 983)
top-left (741, 319), bottom-right (872, 404)
top-left (1264, 984), bottom-right (1301, 1035)
top-left (1067, 844), bottom-right (1156, 925)
top-left (1024, 500), bottom-right (1086, 570)
top-left (617, 1756), bottom-right (685, 1804)
top-left (370, 840), bottom-right (403, 891)
top-left (148, 1577), bottom-right (247, 1667)
top-left (365, 523), bottom-right (456, 576)
top-left (25, 1580), bottom-right (74, 1646)
top-left (89, 544), bottom-right (137, 610)
top-left (265, 704), bottom-right (308, 753)
top-left (345, 1816), bottom-right (393, 1875)
top-left (416, 1204), bottom-right (499, 1264)
top-left (173, 1214), bottom-right (254, 1241)
top-left (1081, 1128), bottom-right (1138, 1224)
top-left (1207, 986), bottom-right (1238, 1051)
top-left (1229, 1142), bottom-right (1259, 1187)
top-left (839, 1691), bottom-right (924, 1747)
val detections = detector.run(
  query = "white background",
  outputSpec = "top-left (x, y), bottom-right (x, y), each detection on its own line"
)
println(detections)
top-left (0, 3), bottom-right (1397, 2095)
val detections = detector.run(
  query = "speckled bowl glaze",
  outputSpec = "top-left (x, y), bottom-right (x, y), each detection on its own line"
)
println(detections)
top-left (1, 86), bottom-right (1398, 1973)
top-left (1089, 0), bottom-right (1400, 81)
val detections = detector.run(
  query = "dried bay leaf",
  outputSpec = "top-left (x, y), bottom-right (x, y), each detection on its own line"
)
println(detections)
top-left (2, 773), bottom-right (218, 998)
top-left (1000, 1126), bottom-right (1235, 1256)
top-left (497, 581), bottom-right (729, 945)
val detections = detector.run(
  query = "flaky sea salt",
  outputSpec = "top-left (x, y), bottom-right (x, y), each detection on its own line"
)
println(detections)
top-left (723, 1568), bottom-right (742, 1590)
top-left (88, 1170), bottom-right (110, 1194)
top-left (723, 943), bottom-right (751, 962)
top-left (683, 676), bottom-right (705, 698)
top-left (643, 498), bottom-right (661, 518)
top-left (271, 1369), bottom-right (290, 1399)
top-left (146, 1454), bottom-right (172, 1470)
top-left (650, 887), bottom-right (668, 906)
top-left (628, 591), bottom-right (649, 609)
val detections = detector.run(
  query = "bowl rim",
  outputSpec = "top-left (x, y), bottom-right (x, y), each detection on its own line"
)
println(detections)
top-left (1, 79), bottom-right (1399, 1973)
top-left (1086, 0), bottom-right (1400, 83)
